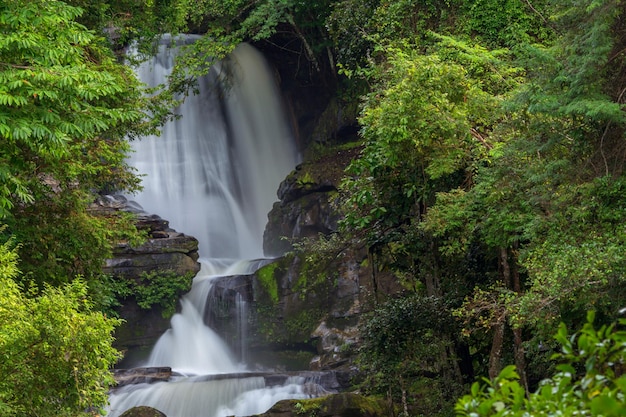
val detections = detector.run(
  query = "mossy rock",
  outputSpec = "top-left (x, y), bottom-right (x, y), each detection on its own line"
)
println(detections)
top-left (256, 393), bottom-right (388, 417)
top-left (119, 406), bottom-right (167, 417)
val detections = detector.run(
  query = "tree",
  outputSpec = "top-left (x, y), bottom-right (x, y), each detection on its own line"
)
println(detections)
top-left (0, 0), bottom-right (160, 290)
top-left (0, 237), bottom-right (121, 417)
top-left (148, 0), bottom-right (337, 96)
top-left (424, 0), bottom-right (626, 385)
top-left (340, 34), bottom-right (521, 296)
top-left (357, 295), bottom-right (464, 416)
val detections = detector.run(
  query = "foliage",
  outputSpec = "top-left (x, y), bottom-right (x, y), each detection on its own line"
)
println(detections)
top-left (342, 35), bottom-right (519, 234)
top-left (357, 294), bottom-right (463, 416)
top-left (457, 0), bottom-right (552, 47)
top-left (134, 270), bottom-right (195, 318)
top-left (0, 0), bottom-right (162, 293)
top-left (0, 0), bottom-right (146, 214)
top-left (425, 0), bottom-right (626, 335)
top-left (327, 0), bottom-right (626, 400)
top-left (327, 0), bottom-right (551, 75)
top-left (456, 311), bottom-right (626, 416)
top-left (411, 1), bottom-right (626, 391)
top-left (0, 238), bottom-right (121, 417)
top-left (151, 0), bottom-right (336, 97)
top-left (339, 34), bottom-right (521, 305)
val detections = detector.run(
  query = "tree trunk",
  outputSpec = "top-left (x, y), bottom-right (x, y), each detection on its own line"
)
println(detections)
top-left (500, 246), bottom-right (529, 392)
top-left (510, 250), bottom-right (529, 393)
top-left (368, 247), bottom-right (379, 304)
top-left (513, 327), bottom-right (529, 393)
top-left (400, 376), bottom-right (409, 417)
top-left (488, 320), bottom-right (505, 380)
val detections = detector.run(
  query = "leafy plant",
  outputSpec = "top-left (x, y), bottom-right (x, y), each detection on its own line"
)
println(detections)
top-left (456, 311), bottom-right (626, 416)
top-left (0, 0), bottom-right (162, 296)
top-left (357, 294), bottom-right (464, 416)
top-left (0, 238), bottom-right (121, 417)
top-left (134, 270), bottom-right (195, 318)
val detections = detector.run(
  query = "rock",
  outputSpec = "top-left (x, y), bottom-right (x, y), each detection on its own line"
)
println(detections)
top-left (119, 406), bottom-right (167, 417)
top-left (113, 367), bottom-right (173, 387)
top-left (263, 146), bottom-right (360, 256)
top-left (102, 202), bottom-right (201, 281)
top-left (90, 195), bottom-right (201, 358)
top-left (254, 393), bottom-right (388, 417)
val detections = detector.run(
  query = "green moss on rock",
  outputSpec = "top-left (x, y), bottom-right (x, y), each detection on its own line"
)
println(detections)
top-left (255, 393), bottom-right (388, 417)
top-left (257, 262), bottom-right (280, 303)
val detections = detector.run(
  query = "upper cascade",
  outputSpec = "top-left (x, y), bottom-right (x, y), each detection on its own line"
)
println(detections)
top-left (128, 37), bottom-right (299, 260)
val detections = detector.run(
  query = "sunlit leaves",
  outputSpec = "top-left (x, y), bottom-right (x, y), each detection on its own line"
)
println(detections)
top-left (456, 313), bottom-right (626, 416)
top-left (0, 0), bottom-right (148, 217)
top-left (0, 241), bottom-right (121, 417)
top-left (0, 0), bottom-right (155, 294)
top-left (342, 36), bottom-right (517, 236)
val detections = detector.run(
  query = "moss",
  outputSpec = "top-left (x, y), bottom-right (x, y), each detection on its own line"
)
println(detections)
top-left (254, 302), bottom-right (280, 340)
top-left (257, 262), bottom-right (279, 303)
top-left (290, 393), bottom-right (388, 417)
top-left (296, 171), bottom-right (316, 187)
top-left (285, 309), bottom-right (324, 341)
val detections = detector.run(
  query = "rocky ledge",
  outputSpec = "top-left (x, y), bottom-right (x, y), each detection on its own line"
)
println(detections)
top-left (94, 195), bottom-right (201, 280)
top-left (91, 195), bottom-right (201, 359)
top-left (113, 367), bottom-right (174, 387)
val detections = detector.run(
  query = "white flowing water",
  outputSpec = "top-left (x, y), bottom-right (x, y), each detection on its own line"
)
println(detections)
top-left (106, 37), bottom-right (304, 417)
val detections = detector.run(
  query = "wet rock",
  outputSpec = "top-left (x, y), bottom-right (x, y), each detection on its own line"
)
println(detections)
top-left (113, 367), bottom-right (173, 387)
top-left (90, 195), bottom-right (201, 358)
top-left (99, 197), bottom-right (201, 281)
top-left (263, 146), bottom-right (360, 256)
top-left (119, 406), bottom-right (167, 417)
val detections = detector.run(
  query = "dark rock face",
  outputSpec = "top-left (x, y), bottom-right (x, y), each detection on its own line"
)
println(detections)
top-left (92, 195), bottom-right (201, 361)
top-left (257, 143), bottom-right (381, 372)
top-left (119, 406), bottom-right (167, 417)
top-left (263, 146), bottom-right (361, 256)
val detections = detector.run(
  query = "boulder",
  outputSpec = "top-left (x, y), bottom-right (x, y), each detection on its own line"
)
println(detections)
top-left (263, 146), bottom-right (360, 256)
top-left (119, 406), bottom-right (167, 417)
top-left (99, 196), bottom-right (201, 281)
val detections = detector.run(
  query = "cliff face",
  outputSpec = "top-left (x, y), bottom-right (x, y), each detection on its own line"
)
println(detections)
top-left (205, 141), bottom-right (405, 373)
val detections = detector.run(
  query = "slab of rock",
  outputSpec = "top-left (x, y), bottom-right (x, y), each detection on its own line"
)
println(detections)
top-left (90, 195), bottom-right (201, 356)
top-left (113, 367), bottom-right (173, 387)
top-left (93, 195), bottom-right (200, 281)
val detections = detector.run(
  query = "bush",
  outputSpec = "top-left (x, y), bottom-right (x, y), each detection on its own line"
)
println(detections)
top-left (456, 311), bottom-right (626, 416)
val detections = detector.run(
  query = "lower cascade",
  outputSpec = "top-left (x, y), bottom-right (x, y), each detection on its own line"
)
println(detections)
top-left (106, 38), bottom-right (317, 417)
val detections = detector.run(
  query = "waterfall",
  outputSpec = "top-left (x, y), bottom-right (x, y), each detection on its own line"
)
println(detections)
top-left (127, 37), bottom-right (297, 259)
top-left (107, 37), bottom-right (304, 417)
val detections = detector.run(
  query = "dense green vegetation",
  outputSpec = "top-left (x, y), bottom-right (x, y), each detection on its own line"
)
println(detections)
top-left (0, 0), bottom-right (165, 414)
top-left (0, 0), bottom-right (624, 415)
top-left (456, 312), bottom-right (626, 416)
top-left (0, 238), bottom-right (120, 416)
